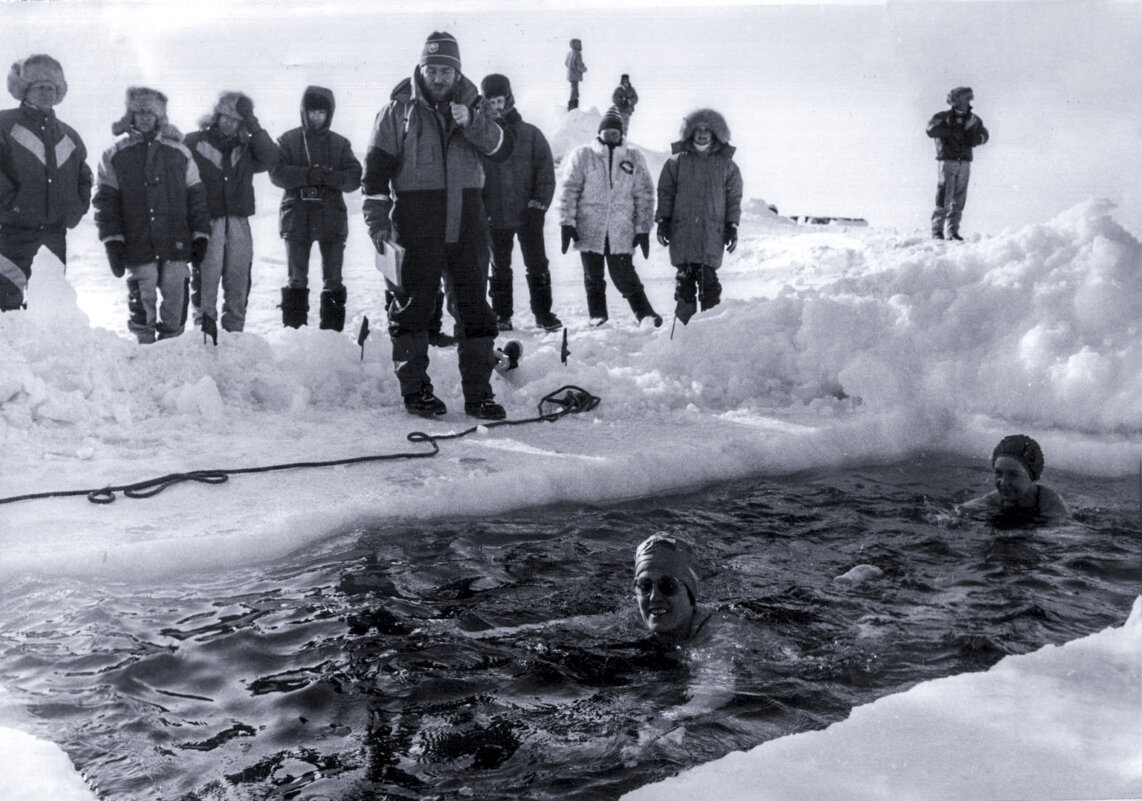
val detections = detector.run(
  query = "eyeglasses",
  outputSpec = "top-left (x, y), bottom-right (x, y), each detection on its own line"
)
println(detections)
top-left (634, 576), bottom-right (682, 597)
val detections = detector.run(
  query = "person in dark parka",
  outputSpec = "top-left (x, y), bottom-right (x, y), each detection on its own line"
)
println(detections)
top-left (926, 86), bottom-right (988, 241)
top-left (269, 86), bottom-right (362, 330)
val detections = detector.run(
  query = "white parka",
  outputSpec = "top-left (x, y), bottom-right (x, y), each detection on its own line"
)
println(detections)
top-left (559, 138), bottom-right (654, 255)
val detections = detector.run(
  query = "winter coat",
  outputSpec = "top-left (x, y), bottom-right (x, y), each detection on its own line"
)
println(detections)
top-left (269, 86), bottom-right (362, 243)
top-left (482, 108), bottom-right (555, 230)
top-left (362, 69), bottom-right (512, 245)
top-left (93, 125), bottom-right (211, 267)
top-left (926, 107), bottom-right (989, 161)
top-left (656, 140), bottom-right (743, 269)
top-left (560, 138), bottom-right (654, 255)
top-left (184, 123), bottom-right (279, 220)
top-left (565, 41), bottom-right (587, 83)
top-left (611, 83), bottom-right (638, 114)
top-left (0, 104), bottom-right (92, 230)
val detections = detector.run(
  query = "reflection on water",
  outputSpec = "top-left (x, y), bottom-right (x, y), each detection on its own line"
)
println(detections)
top-left (0, 456), bottom-right (1138, 800)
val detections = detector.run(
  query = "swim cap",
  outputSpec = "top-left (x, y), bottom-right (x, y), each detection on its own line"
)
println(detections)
top-left (634, 534), bottom-right (698, 600)
top-left (991, 434), bottom-right (1044, 481)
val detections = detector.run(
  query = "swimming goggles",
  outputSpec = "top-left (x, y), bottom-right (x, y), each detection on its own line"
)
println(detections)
top-left (634, 576), bottom-right (682, 597)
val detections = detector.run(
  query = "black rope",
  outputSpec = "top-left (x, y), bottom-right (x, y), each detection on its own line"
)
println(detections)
top-left (0, 385), bottom-right (600, 506)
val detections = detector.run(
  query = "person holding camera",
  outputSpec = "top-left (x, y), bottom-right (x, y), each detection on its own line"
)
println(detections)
top-left (184, 91), bottom-right (279, 334)
top-left (269, 85), bottom-right (362, 330)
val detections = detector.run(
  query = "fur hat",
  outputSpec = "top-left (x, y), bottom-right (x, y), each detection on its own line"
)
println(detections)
top-left (635, 534), bottom-right (699, 602)
top-left (598, 107), bottom-right (625, 134)
top-left (420, 31), bottom-right (461, 70)
top-left (992, 434), bottom-right (1045, 481)
top-left (7, 54), bottom-right (68, 103)
top-left (214, 90), bottom-right (247, 121)
top-left (481, 73), bottom-right (513, 106)
top-left (112, 86), bottom-right (169, 136)
top-left (680, 108), bottom-right (731, 144)
top-left (947, 86), bottom-right (974, 106)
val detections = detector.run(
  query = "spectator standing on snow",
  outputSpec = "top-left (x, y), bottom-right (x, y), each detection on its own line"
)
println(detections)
top-left (565, 39), bottom-right (587, 111)
top-left (1, 54), bottom-right (92, 312)
top-left (269, 86), bottom-right (362, 330)
top-left (480, 73), bottom-right (561, 333)
top-left (560, 108), bottom-right (660, 328)
top-left (184, 91), bottom-right (279, 334)
top-left (93, 87), bottom-right (210, 344)
top-left (362, 32), bottom-right (515, 421)
top-left (926, 86), bottom-right (988, 241)
top-left (610, 74), bottom-right (638, 133)
top-left (655, 108), bottom-right (743, 325)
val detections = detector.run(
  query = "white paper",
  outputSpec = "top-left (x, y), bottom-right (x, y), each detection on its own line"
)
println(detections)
top-left (373, 240), bottom-right (406, 288)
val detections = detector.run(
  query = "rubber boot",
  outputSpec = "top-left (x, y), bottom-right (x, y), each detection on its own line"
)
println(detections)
top-left (528, 272), bottom-right (562, 331)
top-left (280, 286), bottom-right (309, 328)
top-left (319, 285), bottom-right (347, 331)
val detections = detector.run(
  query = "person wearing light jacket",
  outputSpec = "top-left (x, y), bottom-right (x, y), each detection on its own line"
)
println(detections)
top-left (362, 32), bottom-right (515, 421)
top-left (93, 86), bottom-right (210, 344)
top-left (1, 54), bottom-right (92, 311)
top-left (565, 39), bottom-right (587, 111)
top-left (926, 86), bottom-right (989, 241)
top-left (560, 109), bottom-right (660, 328)
top-left (184, 91), bottom-right (279, 333)
top-left (655, 108), bottom-right (743, 325)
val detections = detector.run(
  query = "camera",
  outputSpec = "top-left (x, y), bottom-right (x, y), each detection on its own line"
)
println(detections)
top-left (300, 186), bottom-right (322, 202)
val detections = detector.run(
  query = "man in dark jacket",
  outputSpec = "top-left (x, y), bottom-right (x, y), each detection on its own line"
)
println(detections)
top-left (1, 54), bottom-right (92, 311)
top-left (269, 86), bottom-right (362, 330)
top-left (480, 73), bottom-right (560, 333)
top-left (926, 86), bottom-right (989, 241)
top-left (93, 87), bottom-right (210, 344)
top-left (184, 91), bottom-right (279, 333)
top-left (611, 74), bottom-right (638, 134)
top-left (362, 32), bottom-right (514, 420)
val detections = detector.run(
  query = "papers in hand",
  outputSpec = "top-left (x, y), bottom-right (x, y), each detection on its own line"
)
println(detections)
top-left (373, 239), bottom-right (406, 289)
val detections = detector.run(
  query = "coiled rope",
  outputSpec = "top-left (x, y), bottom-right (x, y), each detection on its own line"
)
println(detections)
top-left (0, 385), bottom-right (600, 506)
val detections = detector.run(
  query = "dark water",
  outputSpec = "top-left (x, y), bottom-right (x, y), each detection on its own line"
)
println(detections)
top-left (1, 456), bottom-right (1139, 801)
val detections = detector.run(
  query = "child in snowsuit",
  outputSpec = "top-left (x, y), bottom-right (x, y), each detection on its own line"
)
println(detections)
top-left (655, 108), bottom-right (743, 325)
top-left (926, 86), bottom-right (988, 241)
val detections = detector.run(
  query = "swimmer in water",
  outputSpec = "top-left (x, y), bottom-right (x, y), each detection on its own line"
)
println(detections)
top-left (633, 534), bottom-right (712, 646)
top-left (962, 434), bottom-right (1069, 519)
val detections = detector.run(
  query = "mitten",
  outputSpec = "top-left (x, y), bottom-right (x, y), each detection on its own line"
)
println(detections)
top-left (191, 237), bottom-right (209, 267)
top-left (522, 204), bottom-right (546, 231)
top-left (724, 223), bottom-right (738, 253)
top-left (306, 167), bottom-right (324, 186)
top-left (633, 233), bottom-right (649, 259)
top-left (235, 95), bottom-right (261, 133)
top-left (363, 196), bottom-right (393, 242)
top-left (319, 166), bottom-right (340, 187)
top-left (561, 225), bottom-right (578, 254)
top-left (656, 220), bottom-right (670, 247)
top-left (105, 241), bottom-right (126, 278)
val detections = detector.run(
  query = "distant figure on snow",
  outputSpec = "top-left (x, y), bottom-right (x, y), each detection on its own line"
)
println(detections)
top-left (961, 434), bottom-right (1069, 519)
top-left (565, 38), bottom-right (587, 111)
top-left (94, 87), bottom-right (210, 344)
top-left (269, 86), bottom-right (362, 331)
top-left (184, 91), bottom-right (279, 334)
top-left (926, 86), bottom-right (988, 241)
top-left (610, 74), bottom-right (638, 133)
top-left (655, 108), bottom-right (743, 325)
top-left (480, 73), bottom-right (561, 333)
top-left (1, 54), bottom-right (92, 312)
top-left (560, 108), bottom-right (660, 328)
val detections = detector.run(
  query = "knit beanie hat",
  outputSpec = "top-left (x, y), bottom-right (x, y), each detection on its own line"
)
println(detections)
top-left (598, 107), bottom-right (625, 134)
top-left (420, 31), bottom-right (461, 70)
top-left (112, 86), bottom-right (168, 135)
top-left (991, 434), bottom-right (1045, 481)
top-left (7, 54), bottom-right (68, 102)
top-left (947, 86), bottom-right (973, 106)
top-left (634, 534), bottom-right (699, 601)
top-left (481, 73), bottom-right (513, 106)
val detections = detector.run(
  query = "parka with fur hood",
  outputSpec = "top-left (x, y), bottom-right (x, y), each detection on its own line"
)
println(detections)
top-left (655, 109), bottom-right (743, 269)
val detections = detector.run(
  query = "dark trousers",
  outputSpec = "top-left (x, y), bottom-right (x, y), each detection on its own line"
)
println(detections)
top-left (489, 224), bottom-right (552, 319)
top-left (675, 263), bottom-right (722, 310)
top-left (568, 81), bottom-right (579, 110)
top-left (286, 239), bottom-right (344, 290)
top-left (580, 241), bottom-right (648, 320)
top-left (0, 224), bottom-right (66, 311)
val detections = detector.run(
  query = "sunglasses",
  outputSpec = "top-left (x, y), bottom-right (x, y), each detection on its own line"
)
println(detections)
top-left (634, 576), bottom-right (682, 597)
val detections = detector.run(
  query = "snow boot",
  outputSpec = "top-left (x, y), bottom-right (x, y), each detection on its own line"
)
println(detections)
top-left (630, 289), bottom-right (662, 328)
top-left (527, 273), bottom-right (562, 331)
top-left (404, 386), bottom-right (447, 418)
top-left (280, 286), bottom-right (309, 328)
top-left (319, 285), bottom-right (347, 331)
top-left (465, 395), bottom-right (507, 421)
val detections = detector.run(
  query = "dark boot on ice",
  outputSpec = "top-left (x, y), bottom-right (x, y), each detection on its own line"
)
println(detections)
top-left (586, 286), bottom-right (608, 328)
top-left (404, 386), bottom-right (447, 418)
top-left (630, 289), bottom-right (662, 328)
top-left (465, 394), bottom-right (507, 421)
top-left (528, 272), bottom-right (562, 331)
top-left (280, 286), bottom-right (309, 328)
top-left (675, 298), bottom-right (697, 325)
top-left (319, 285), bottom-right (347, 331)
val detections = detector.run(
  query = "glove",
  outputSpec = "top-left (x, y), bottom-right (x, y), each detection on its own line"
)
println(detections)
top-left (370, 231), bottom-right (387, 255)
top-left (633, 232), bottom-right (650, 259)
top-left (105, 241), bottom-right (126, 278)
top-left (561, 225), bottom-right (578, 254)
top-left (522, 203), bottom-right (546, 232)
top-left (235, 95), bottom-right (260, 132)
top-left (656, 220), bottom-right (670, 247)
top-left (318, 167), bottom-right (339, 187)
top-left (724, 223), bottom-right (738, 254)
top-left (191, 237), bottom-right (209, 267)
top-left (306, 167), bottom-right (328, 186)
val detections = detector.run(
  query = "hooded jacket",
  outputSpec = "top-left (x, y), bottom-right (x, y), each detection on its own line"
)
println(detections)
top-left (0, 103), bottom-right (92, 229)
top-left (482, 107), bottom-right (554, 230)
top-left (362, 68), bottom-right (512, 245)
top-left (184, 95), bottom-right (280, 220)
top-left (926, 106), bottom-right (989, 161)
top-left (655, 109), bottom-right (743, 269)
top-left (560, 137), bottom-right (654, 255)
top-left (565, 40), bottom-right (587, 83)
top-left (269, 86), bottom-right (362, 242)
top-left (93, 123), bottom-right (210, 267)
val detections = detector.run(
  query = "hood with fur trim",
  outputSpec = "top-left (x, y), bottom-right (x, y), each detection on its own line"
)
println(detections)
top-left (7, 54), bottom-right (68, 103)
top-left (679, 108), bottom-right (731, 145)
top-left (111, 86), bottom-right (175, 136)
top-left (300, 85), bottom-right (335, 132)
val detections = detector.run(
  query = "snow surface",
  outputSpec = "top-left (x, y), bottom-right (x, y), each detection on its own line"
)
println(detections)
top-left (4, 2), bottom-right (1142, 797)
